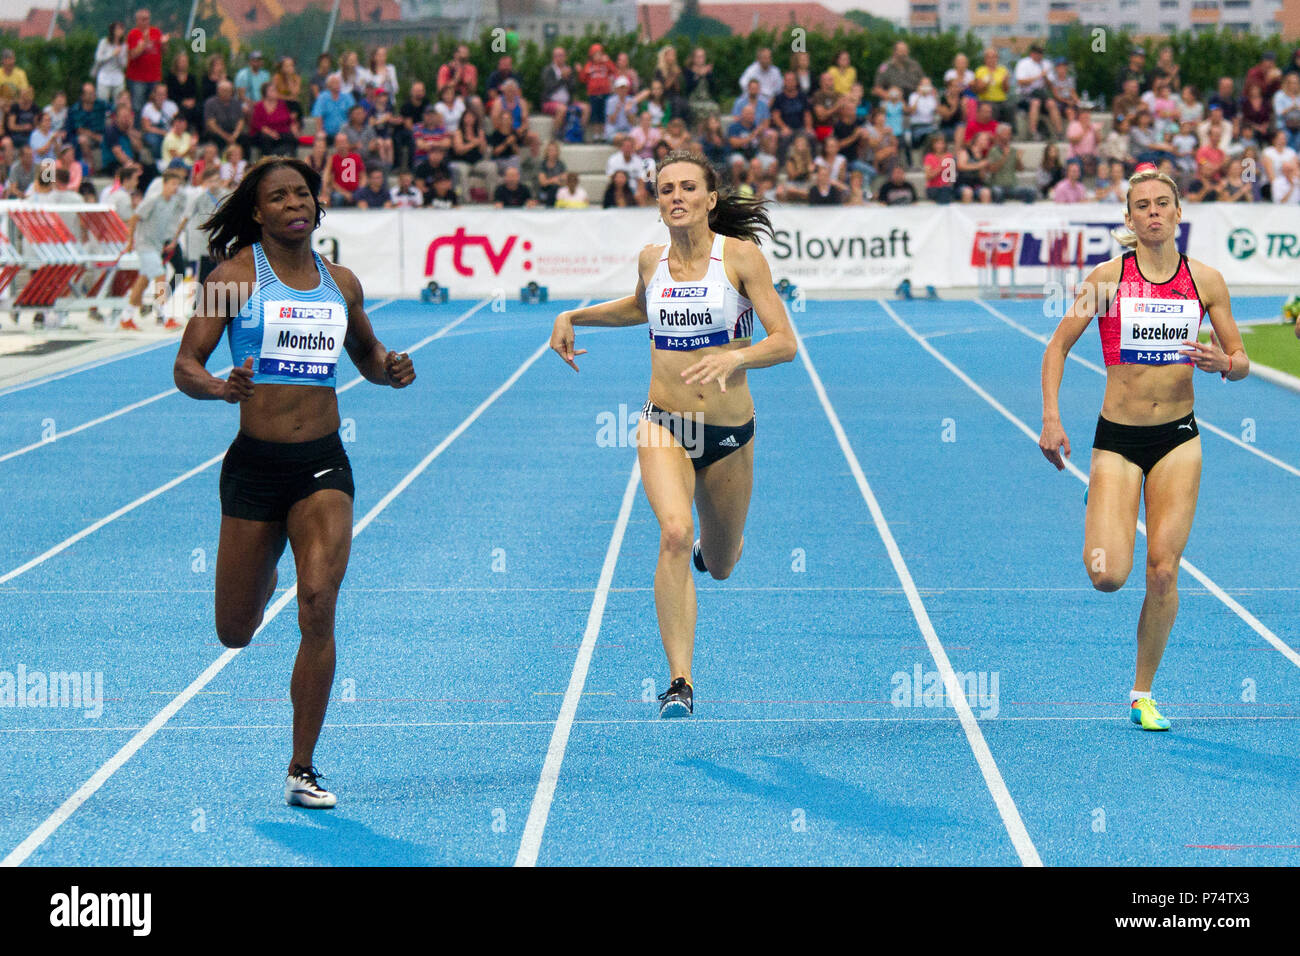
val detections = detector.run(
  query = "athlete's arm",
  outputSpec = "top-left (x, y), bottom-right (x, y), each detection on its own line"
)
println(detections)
top-left (682, 238), bottom-right (797, 393)
top-left (334, 263), bottom-right (414, 387)
top-left (174, 259), bottom-right (253, 402)
top-left (1039, 258), bottom-right (1117, 469)
top-left (550, 245), bottom-right (654, 371)
top-left (1184, 260), bottom-right (1249, 381)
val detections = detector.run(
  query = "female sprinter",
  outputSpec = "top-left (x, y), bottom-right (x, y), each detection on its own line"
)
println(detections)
top-left (174, 157), bottom-right (415, 806)
top-left (1039, 166), bottom-right (1248, 731)
top-left (550, 150), bottom-right (796, 717)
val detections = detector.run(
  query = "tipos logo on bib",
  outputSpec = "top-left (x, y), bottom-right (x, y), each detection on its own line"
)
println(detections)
top-left (259, 300), bottom-right (348, 380)
top-left (1119, 297), bottom-right (1199, 365)
top-left (651, 285), bottom-right (729, 350)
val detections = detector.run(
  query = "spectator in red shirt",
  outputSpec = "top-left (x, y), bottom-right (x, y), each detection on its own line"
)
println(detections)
top-left (579, 44), bottom-right (614, 139)
top-left (126, 9), bottom-right (169, 115)
top-left (962, 100), bottom-right (997, 148)
top-left (250, 82), bottom-right (297, 158)
top-left (436, 45), bottom-right (482, 116)
top-left (1245, 52), bottom-right (1283, 103)
top-left (325, 130), bottom-right (364, 206)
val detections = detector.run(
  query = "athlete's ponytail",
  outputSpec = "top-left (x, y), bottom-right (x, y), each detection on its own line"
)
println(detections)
top-left (1111, 168), bottom-right (1180, 249)
top-left (203, 157), bottom-right (325, 260)
top-left (654, 149), bottom-right (774, 246)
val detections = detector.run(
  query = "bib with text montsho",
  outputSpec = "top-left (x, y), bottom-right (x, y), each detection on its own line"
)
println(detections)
top-left (258, 300), bottom-right (348, 381)
top-left (1118, 297), bottom-right (1199, 366)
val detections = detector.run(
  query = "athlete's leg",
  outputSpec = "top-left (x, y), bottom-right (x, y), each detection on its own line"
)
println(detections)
top-left (284, 488), bottom-right (353, 771)
top-left (637, 418), bottom-right (698, 683)
top-left (1083, 448), bottom-right (1142, 591)
top-left (693, 438), bottom-right (754, 581)
top-left (1135, 437), bottom-right (1200, 693)
top-left (214, 516), bottom-right (288, 648)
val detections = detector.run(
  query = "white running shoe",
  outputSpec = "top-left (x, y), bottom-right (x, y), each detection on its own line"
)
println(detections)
top-left (285, 765), bottom-right (337, 809)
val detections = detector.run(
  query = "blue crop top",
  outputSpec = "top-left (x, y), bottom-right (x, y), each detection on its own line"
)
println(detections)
top-left (227, 242), bottom-right (349, 387)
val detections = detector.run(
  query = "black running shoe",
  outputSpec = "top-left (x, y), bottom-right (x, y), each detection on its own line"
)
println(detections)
top-left (657, 677), bottom-right (694, 718)
top-left (692, 539), bottom-right (707, 573)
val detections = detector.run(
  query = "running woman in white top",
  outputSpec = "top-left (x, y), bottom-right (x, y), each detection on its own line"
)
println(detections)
top-left (550, 150), bottom-right (797, 717)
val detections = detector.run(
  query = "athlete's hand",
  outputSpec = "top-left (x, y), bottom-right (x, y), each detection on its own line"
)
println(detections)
top-left (1039, 419), bottom-right (1071, 471)
top-left (385, 350), bottom-right (415, 387)
top-left (550, 311), bottom-right (586, 372)
top-left (1181, 332), bottom-right (1227, 373)
top-left (682, 351), bottom-right (743, 393)
top-left (223, 356), bottom-right (255, 403)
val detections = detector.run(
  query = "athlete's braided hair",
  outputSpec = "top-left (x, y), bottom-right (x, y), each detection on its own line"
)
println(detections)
top-left (653, 149), bottom-right (774, 247)
top-left (1111, 168), bottom-right (1181, 250)
top-left (202, 157), bottom-right (325, 260)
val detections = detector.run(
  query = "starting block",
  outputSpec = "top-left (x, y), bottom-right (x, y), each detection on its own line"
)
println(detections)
top-left (895, 279), bottom-right (940, 301)
top-left (520, 281), bottom-right (548, 304)
top-left (420, 281), bottom-right (449, 304)
top-left (774, 278), bottom-right (798, 302)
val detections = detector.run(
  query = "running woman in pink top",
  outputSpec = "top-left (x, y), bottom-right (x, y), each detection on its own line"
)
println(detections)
top-left (1038, 167), bottom-right (1249, 731)
top-left (550, 150), bottom-right (797, 718)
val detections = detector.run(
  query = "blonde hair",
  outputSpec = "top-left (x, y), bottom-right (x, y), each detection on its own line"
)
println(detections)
top-left (1111, 169), bottom-right (1180, 248)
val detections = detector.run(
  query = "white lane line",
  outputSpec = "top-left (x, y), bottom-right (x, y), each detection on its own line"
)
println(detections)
top-left (884, 300), bottom-right (1300, 671)
top-left (0, 301), bottom-right (395, 399)
top-left (1, 324), bottom-right (549, 868)
top-left (514, 458), bottom-right (641, 868)
top-left (0, 339), bottom-right (176, 398)
top-left (972, 297), bottom-right (1300, 480)
top-left (0, 368), bottom-right (232, 466)
top-left (0, 298), bottom-right (491, 588)
top-left (5, 714), bottom-right (1297, 734)
top-left (793, 314), bottom-right (1044, 868)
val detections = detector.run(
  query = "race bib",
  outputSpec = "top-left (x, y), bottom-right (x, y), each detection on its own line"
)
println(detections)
top-left (1119, 297), bottom-right (1200, 365)
top-left (258, 300), bottom-right (348, 381)
top-left (651, 285), bottom-right (730, 351)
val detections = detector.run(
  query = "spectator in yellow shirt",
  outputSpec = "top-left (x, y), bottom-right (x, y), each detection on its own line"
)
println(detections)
top-left (0, 49), bottom-right (31, 109)
top-left (827, 51), bottom-right (857, 98)
top-left (973, 48), bottom-right (1012, 125)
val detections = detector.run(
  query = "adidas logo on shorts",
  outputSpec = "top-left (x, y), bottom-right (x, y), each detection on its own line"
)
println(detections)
top-left (718, 434), bottom-right (738, 447)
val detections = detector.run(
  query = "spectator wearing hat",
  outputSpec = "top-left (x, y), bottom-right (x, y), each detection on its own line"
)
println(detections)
top-left (234, 51), bottom-right (270, 112)
top-left (411, 103), bottom-right (449, 167)
top-left (1014, 44), bottom-right (1059, 140)
top-left (604, 75), bottom-right (638, 144)
top-left (1115, 47), bottom-right (1149, 98)
top-left (125, 10), bottom-right (169, 115)
top-left (579, 44), bottom-right (615, 139)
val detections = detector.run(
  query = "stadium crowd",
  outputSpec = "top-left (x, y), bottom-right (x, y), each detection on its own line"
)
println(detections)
top-left (6, 7), bottom-right (1300, 221)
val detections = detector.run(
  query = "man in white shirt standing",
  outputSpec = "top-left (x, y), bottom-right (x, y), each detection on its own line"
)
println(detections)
top-left (738, 48), bottom-right (783, 103)
top-left (1014, 44), bottom-right (1060, 141)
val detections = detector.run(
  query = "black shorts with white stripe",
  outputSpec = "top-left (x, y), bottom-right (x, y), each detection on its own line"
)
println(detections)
top-left (219, 430), bottom-right (354, 522)
top-left (641, 400), bottom-right (755, 471)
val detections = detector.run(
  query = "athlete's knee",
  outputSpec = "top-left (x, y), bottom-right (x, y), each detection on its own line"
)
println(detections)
top-left (215, 616), bottom-right (256, 649)
top-left (1084, 545), bottom-right (1130, 592)
top-left (1145, 554), bottom-right (1180, 595)
top-left (658, 518), bottom-right (694, 555)
top-left (706, 539), bottom-right (744, 581)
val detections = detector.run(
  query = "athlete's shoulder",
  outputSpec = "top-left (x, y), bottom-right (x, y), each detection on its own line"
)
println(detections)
top-left (321, 256), bottom-right (362, 301)
top-left (638, 243), bottom-right (666, 278)
top-left (207, 246), bottom-right (255, 285)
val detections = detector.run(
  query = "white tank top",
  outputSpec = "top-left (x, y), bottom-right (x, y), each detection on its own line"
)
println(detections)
top-left (644, 232), bottom-right (754, 352)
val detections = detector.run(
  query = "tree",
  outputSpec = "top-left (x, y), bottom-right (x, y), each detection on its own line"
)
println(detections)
top-left (66, 0), bottom-right (222, 41)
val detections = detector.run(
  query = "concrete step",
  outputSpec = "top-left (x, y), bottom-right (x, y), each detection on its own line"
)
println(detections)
top-left (558, 143), bottom-right (616, 174)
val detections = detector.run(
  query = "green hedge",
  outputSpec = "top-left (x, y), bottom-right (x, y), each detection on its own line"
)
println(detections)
top-left (5, 23), bottom-right (1292, 116)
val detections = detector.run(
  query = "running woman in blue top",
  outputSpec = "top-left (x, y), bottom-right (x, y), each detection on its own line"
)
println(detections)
top-left (173, 157), bottom-right (415, 808)
top-left (550, 150), bottom-right (797, 718)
